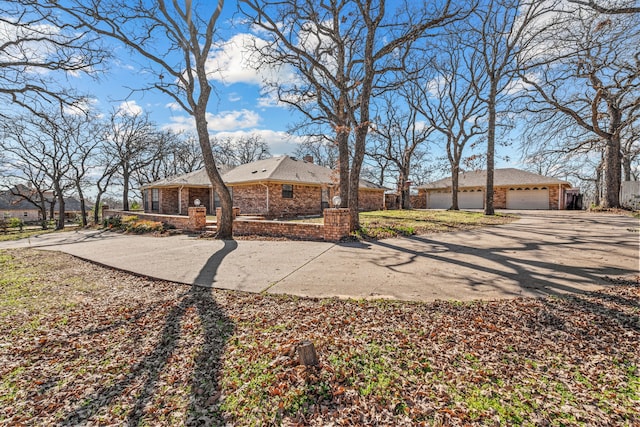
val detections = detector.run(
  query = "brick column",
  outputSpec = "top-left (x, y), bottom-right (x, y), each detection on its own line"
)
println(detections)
top-left (188, 207), bottom-right (207, 231)
top-left (323, 208), bottom-right (351, 241)
top-left (101, 205), bottom-right (109, 220)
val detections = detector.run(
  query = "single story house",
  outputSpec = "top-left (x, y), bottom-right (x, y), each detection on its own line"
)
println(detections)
top-left (417, 168), bottom-right (573, 210)
top-left (141, 155), bottom-right (387, 218)
top-left (0, 185), bottom-right (89, 222)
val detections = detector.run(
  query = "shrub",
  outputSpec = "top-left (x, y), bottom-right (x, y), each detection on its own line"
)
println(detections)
top-left (103, 216), bottom-right (122, 229)
top-left (7, 217), bottom-right (24, 230)
top-left (125, 219), bottom-right (163, 234)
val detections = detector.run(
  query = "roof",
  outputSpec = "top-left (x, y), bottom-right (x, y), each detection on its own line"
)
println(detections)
top-left (142, 156), bottom-right (388, 190)
top-left (417, 168), bottom-right (571, 190)
top-left (222, 156), bottom-right (335, 185)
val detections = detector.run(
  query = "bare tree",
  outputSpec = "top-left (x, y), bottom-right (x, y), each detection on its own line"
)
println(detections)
top-left (212, 134), bottom-right (271, 166)
top-left (0, 2), bottom-right (105, 113)
top-left (519, 6), bottom-right (640, 208)
top-left (1, 112), bottom-right (76, 229)
top-left (411, 32), bottom-right (488, 210)
top-left (293, 135), bottom-right (339, 169)
top-left (105, 109), bottom-right (164, 211)
top-left (34, 0), bottom-right (234, 237)
top-left (240, 0), bottom-right (464, 230)
top-left (468, 0), bottom-right (559, 215)
top-left (62, 113), bottom-right (103, 226)
top-left (568, 0), bottom-right (640, 15)
top-left (368, 94), bottom-right (433, 209)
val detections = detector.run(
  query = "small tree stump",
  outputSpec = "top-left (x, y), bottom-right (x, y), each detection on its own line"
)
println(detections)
top-left (297, 340), bottom-right (319, 366)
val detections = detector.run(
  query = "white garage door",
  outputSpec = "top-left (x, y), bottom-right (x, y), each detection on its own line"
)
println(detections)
top-left (507, 188), bottom-right (549, 209)
top-left (459, 191), bottom-right (484, 209)
top-left (428, 192), bottom-right (451, 209)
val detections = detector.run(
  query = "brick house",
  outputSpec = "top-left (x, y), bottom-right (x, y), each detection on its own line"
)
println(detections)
top-left (141, 155), bottom-right (387, 218)
top-left (1, 185), bottom-right (89, 222)
top-left (417, 168), bottom-right (573, 210)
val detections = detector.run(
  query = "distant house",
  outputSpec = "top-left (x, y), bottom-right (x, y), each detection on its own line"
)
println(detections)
top-left (0, 185), bottom-right (90, 222)
top-left (417, 168), bottom-right (573, 210)
top-left (141, 155), bottom-right (387, 218)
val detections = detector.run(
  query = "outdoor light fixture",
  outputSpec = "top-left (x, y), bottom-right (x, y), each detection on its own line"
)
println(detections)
top-left (332, 195), bottom-right (342, 208)
top-left (194, 199), bottom-right (201, 207)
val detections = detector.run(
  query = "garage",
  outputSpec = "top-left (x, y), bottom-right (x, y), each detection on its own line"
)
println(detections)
top-left (427, 192), bottom-right (451, 209)
top-left (506, 187), bottom-right (549, 209)
top-left (458, 190), bottom-right (484, 209)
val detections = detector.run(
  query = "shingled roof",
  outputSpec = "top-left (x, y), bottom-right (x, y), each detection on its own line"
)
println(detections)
top-left (142, 156), bottom-right (388, 190)
top-left (418, 168), bottom-right (571, 190)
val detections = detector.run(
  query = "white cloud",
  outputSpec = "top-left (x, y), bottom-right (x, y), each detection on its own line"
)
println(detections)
top-left (116, 100), bottom-right (143, 116)
top-left (206, 33), bottom-right (295, 86)
top-left (161, 109), bottom-right (262, 133)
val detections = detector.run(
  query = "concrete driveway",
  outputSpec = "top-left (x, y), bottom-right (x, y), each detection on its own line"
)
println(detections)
top-left (1, 211), bottom-right (637, 302)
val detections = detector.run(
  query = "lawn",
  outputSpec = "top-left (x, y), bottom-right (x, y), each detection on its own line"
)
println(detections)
top-left (0, 227), bottom-right (57, 242)
top-left (1, 249), bottom-right (638, 426)
top-left (290, 209), bottom-right (516, 239)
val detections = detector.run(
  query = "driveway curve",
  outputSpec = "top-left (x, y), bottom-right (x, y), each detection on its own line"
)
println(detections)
top-left (1, 211), bottom-right (637, 302)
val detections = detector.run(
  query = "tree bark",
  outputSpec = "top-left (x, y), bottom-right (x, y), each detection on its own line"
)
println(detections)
top-left (484, 82), bottom-right (497, 216)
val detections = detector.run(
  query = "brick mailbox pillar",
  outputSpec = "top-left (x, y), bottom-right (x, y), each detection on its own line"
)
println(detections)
top-left (188, 207), bottom-right (207, 231)
top-left (323, 208), bottom-right (351, 241)
top-left (101, 205), bottom-right (109, 220)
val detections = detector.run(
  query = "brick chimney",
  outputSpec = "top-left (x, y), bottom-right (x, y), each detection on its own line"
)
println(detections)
top-left (303, 155), bottom-right (314, 164)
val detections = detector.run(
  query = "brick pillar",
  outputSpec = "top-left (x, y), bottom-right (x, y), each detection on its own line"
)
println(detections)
top-left (101, 205), bottom-right (109, 220)
top-left (323, 208), bottom-right (351, 241)
top-left (188, 207), bottom-right (207, 231)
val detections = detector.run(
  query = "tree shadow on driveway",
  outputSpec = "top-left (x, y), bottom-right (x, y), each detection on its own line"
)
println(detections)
top-left (61, 240), bottom-right (238, 426)
top-left (366, 233), bottom-right (638, 329)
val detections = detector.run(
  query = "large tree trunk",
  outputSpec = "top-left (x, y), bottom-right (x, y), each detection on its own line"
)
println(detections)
top-left (622, 155), bottom-right (632, 182)
top-left (348, 126), bottom-right (369, 231)
top-left (77, 184), bottom-right (87, 227)
top-left (122, 169), bottom-right (130, 211)
top-left (194, 105), bottom-right (233, 239)
top-left (484, 82), bottom-right (497, 216)
top-left (451, 163), bottom-right (460, 210)
top-left (602, 135), bottom-right (621, 208)
top-left (336, 129), bottom-right (350, 208)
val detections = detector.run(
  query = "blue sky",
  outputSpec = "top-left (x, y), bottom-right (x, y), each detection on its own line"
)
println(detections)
top-left (63, 7), bottom-right (305, 157)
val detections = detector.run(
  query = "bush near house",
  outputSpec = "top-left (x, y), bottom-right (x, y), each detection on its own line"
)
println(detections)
top-left (102, 215), bottom-right (164, 234)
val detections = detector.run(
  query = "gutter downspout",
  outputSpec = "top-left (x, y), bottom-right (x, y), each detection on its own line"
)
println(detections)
top-left (259, 182), bottom-right (269, 215)
top-left (178, 186), bottom-right (184, 215)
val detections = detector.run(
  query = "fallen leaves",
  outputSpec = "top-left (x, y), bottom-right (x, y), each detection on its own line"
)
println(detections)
top-left (0, 249), bottom-right (638, 426)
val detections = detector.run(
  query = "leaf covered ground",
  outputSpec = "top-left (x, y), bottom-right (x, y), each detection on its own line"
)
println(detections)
top-left (1, 249), bottom-right (638, 426)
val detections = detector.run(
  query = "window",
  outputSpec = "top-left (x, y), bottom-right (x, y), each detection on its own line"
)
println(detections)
top-left (282, 184), bottom-right (293, 199)
top-left (151, 188), bottom-right (159, 211)
top-left (23, 212), bottom-right (28, 217)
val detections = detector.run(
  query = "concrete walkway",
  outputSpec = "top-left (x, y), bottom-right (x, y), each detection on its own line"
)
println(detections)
top-left (1, 211), bottom-right (637, 302)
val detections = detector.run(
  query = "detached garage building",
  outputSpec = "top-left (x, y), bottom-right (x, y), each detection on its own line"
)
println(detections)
top-left (417, 168), bottom-right (573, 210)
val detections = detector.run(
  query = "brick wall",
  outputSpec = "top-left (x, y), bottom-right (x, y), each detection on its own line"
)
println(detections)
top-left (493, 187), bottom-right (507, 209)
top-left (231, 183), bottom-right (325, 218)
top-left (160, 188), bottom-right (179, 214)
top-left (359, 189), bottom-right (385, 211)
top-left (410, 194), bottom-right (426, 209)
top-left (232, 218), bottom-right (325, 240)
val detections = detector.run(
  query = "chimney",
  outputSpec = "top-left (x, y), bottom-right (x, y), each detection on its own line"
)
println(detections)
top-left (303, 155), bottom-right (314, 164)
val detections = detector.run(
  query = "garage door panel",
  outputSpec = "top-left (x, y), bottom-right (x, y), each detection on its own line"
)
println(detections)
top-left (507, 189), bottom-right (549, 209)
top-left (459, 191), bottom-right (484, 209)
top-left (428, 193), bottom-right (451, 209)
